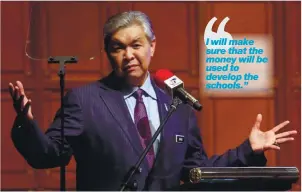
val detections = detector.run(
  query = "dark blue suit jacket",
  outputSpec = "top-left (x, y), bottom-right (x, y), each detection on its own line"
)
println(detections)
top-left (11, 72), bottom-right (266, 190)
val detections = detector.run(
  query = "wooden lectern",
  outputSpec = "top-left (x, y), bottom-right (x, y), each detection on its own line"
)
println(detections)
top-left (175, 167), bottom-right (299, 191)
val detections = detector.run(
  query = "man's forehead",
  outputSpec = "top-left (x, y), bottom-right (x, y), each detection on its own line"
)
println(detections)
top-left (110, 26), bottom-right (147, 43)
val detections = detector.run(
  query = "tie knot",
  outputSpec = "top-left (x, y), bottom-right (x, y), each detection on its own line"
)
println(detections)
top-left (134, 88), bottom-right (144, 101)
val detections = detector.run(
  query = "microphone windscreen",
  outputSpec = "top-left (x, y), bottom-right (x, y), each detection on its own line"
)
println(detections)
top-left (154, 69), bottom-right (174, 89)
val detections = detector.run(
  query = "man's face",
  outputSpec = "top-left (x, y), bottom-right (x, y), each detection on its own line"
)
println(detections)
top-left (106, 25), bottom-right (156, 86)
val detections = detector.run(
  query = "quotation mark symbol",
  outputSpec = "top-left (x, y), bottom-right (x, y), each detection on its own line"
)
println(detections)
top-left (204, 17), bottom-right (233, 49)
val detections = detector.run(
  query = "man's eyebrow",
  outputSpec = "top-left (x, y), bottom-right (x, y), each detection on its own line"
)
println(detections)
top-left (110, 37), bottom-right (143, 45)
top-left (110, 39), bottom-right (124, 44)
top-left (132, 37), bottom-right (142, 42)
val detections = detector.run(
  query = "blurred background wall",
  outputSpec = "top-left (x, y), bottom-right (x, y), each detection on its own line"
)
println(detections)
top-left (1, 1), bottom-right (301, 190)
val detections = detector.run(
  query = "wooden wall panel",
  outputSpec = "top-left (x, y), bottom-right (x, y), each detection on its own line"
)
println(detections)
top-left (277, 2), bottom-right (301, 190)
top-left (1, 2), bottom-right (36, 190)
top-left (45, 2), bottom-right (102, 81)
top-left (1, 171), bottom-right (36, 190)
top-left (28, 2), bottom-right (107, 83)
top-left (45, 2), bottom-right (101, 58)
top-left (1, 1), bottom-right (32, 88)
top-left (210, 2), bottom-right (270, 34)
top-left (213, 99), bottom-right (276, 166)
top-left (1, 93), bottom-right (37, 189)
top-left (279, 1), bottom-right (301, 166)
top-left (1, 2), bottom-right (30, 72)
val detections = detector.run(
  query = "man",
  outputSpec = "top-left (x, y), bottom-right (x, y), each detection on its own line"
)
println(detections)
top-left (9, 11), bottom-right (297, 191)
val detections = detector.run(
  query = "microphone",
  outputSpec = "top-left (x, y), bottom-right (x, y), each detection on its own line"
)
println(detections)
top-left (154, 69), bottom-right (202, 111)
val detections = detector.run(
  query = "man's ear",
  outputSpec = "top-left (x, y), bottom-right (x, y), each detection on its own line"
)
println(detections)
top-left (150, 39), bottom-right (156, 57)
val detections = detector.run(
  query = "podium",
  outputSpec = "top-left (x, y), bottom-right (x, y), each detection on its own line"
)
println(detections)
top-left (176, 167), bottom-right (299, 191)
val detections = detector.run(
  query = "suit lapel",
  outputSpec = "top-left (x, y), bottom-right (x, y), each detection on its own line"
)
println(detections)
top-left (98, 73), bottom-right (146, 161)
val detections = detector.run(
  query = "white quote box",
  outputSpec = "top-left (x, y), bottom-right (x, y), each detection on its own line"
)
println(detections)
top-left (200, 34), bottom-right (273, 97)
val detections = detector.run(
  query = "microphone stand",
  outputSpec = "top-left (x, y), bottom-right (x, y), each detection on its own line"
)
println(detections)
top-left (48, 56), bottom-right (78, 191)
top-left (120, 97), bottom-right (183, 191)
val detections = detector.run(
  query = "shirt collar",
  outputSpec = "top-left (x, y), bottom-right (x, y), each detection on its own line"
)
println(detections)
top-left (123, 72), bottom-right (157, 100)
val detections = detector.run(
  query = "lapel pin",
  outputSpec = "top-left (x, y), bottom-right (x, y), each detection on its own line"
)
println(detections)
top-left (164, 103), bottom-right (168, 111)
top-left (175, 135), bottom-right (185, 143)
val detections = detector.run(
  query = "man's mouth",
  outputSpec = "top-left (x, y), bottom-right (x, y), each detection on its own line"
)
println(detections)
top-left (124, 64), bottom-right (139, 71)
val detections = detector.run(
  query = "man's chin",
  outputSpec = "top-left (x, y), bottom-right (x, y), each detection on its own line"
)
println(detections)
top-left (125, 68), bottom-right (143, 77)
top-left (125, 71), bottom-right (148, 86)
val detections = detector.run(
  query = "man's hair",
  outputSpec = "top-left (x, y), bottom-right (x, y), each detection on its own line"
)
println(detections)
top-left (103, 11), bottom-right (156, 52)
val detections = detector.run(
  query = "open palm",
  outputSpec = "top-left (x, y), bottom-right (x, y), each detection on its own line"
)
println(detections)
top-left (249, 114), bottom-right (297, 153)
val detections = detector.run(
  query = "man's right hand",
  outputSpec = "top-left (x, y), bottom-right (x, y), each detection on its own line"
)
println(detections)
top-left (8, 81), bottom-right (34, 120)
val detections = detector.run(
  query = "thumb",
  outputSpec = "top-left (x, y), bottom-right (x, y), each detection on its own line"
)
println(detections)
top-left (253, 114), bottom-right (262, 130)
top-left (25, 99), bottom-right (34, 120)
top-left (23, 99), bottom-right (32, 115)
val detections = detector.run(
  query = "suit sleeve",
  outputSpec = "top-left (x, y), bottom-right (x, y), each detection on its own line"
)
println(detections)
top-left (11, 89), bottom-right (84, 169)
top-left (181, 108), bottom-right (267, 182)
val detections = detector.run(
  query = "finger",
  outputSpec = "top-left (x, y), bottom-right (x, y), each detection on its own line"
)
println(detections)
top-left (276, 137), bottom-right (294, 144)
top-left (13, 86), bottom-right (20, 101)
top-left (16, 81), bottom-right (25, 95)
top-left (272, 121), bottom-right (290, 133)
top-left (22, 99), bottom-right (31, 115)
top-left (276, 130), bottom-right (298, 139)
top-left (253, 114), bottom-right (262, 130)
top-left (8, 83), bottom-right (15, 98)
top-left (267, 144), bottom-right (281, 150)
top-left (16, 84), bottom-right (23, 97)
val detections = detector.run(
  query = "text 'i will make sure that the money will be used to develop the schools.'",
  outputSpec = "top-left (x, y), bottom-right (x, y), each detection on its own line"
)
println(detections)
top-left (205, 38), bottom-right (269, 90)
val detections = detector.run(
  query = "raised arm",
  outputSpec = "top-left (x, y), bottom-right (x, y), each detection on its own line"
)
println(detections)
top-left (9, 81), bottom-right (83, 169)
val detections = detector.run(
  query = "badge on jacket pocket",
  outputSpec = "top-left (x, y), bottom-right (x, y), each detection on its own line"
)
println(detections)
top-left (175, 135), bottom-right (184, 143)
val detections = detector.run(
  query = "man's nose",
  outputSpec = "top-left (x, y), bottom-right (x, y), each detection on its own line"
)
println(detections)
top-left (124, 48), bottom-right (135, 60)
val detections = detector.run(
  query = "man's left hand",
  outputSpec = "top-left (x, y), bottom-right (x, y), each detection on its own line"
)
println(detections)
top-left (249, 114), bottom-right (297, 153)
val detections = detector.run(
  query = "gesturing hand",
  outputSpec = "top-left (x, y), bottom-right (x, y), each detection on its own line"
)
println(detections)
top-left (249, 114), bottom-right (297, 153)
top-left (8, 81), bottom-right (33, 120)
